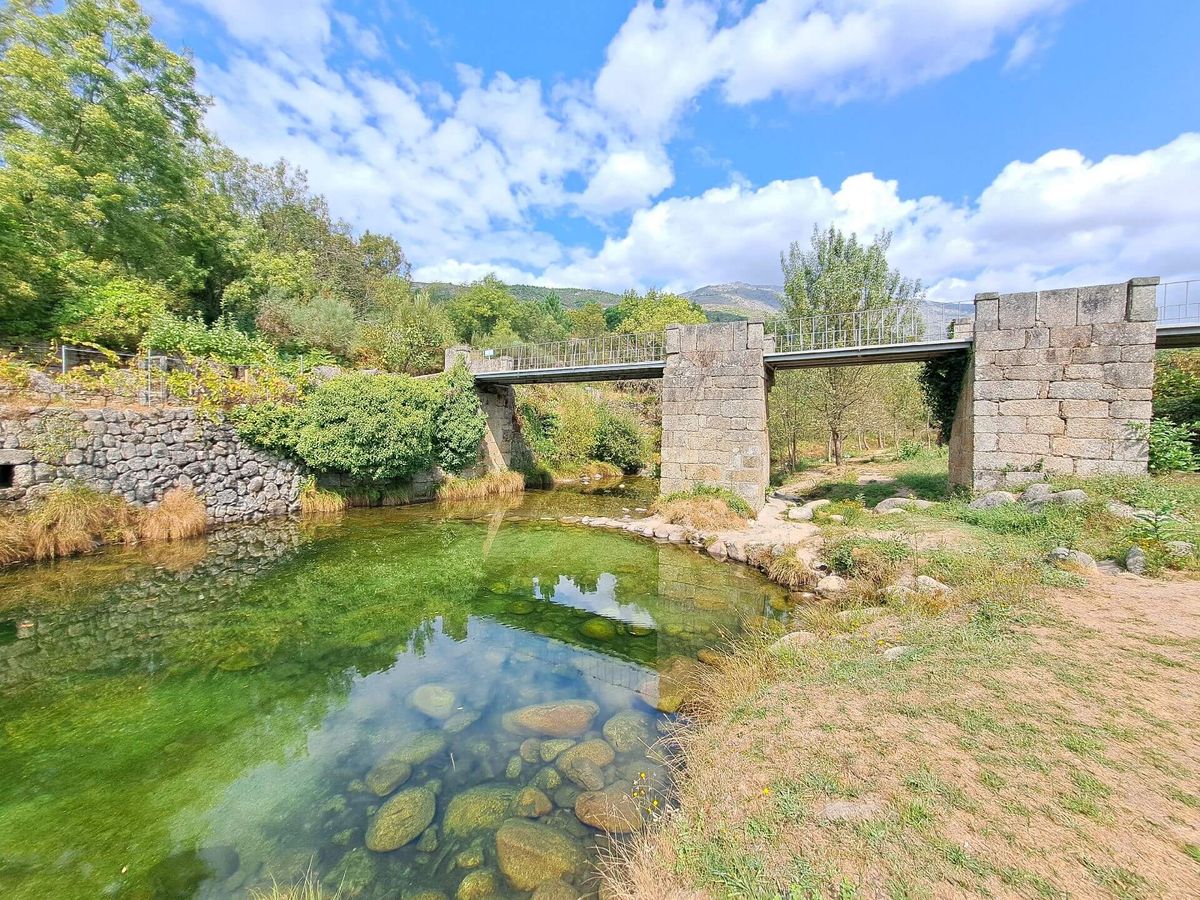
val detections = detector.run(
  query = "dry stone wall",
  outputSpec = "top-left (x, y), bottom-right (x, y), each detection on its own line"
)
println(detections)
top-left (660, 322), bottom-right (771, 512)
top-left (0, 405), bottom-right (305, 523)
top-left (950, 278), bottom-right (1158, 491)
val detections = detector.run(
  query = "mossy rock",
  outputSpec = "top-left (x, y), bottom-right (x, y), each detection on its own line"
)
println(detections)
top-left (443, 710), bottom-right (481, 734)
top-left (501, 700), bottom-right (599, 737)
top-left (367, 730), bottom-right (447, 796)
top-left (506, 600), bottom-right (536, 615)
top-left (324, 847), bottom-right (377, 897)
top-left (364, 759), bottom-right (411, 797)
top-left (531, 879), bottom-right (578, 900)
top-left (557, 739), bottom-right (615, 790)
top-left (538, 739), bottom-right (575, 762)
top-left (365, 786), bottom-right (436, 851)
top-left (579, 617), bottom-right (617, 641)
top-left (627, 624), bottom-right (653, 637)
top-left (444, 784), bottom-right (519, 837)
top-left (602, 710), bottom-right (653, 754)
top-left (575, 784), bottom-right (645, 834)
top-left (456, 867), bottom-right (499, 900)
top-left (511, 786), bottom-right (553, 818)
top-left (494, 818), bottom-right (585, 891)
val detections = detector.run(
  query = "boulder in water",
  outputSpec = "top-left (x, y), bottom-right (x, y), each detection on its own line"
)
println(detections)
top-left (444, 785), bottom-right (519, 837)
top-left (365, 786), bottom-right (436, 851)
top-left (501, 700), bottom-right (599, 737)
top-left (579, 617), bottom-right (617, 641)
top-left (557, 739), bottom-right (615, 790)
top-left (538, 739), bottom-right (575, 762)
top-left (456, 867), bottom-right (499, 900)
top-left (366, 731), bottom-right (446, 795)
top-left (409, 684), bottom-right (458, 719)
top-left (495, 818), bottom-right (585, 891)
top-left (575, 784), bottom-right (645, 833)
top-left (602, 710), bottom-right (652, 754)
top-left (511, 786), bottom-right (553, 818)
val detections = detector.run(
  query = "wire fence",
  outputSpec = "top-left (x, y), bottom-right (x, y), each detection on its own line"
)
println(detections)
top-left (765, 303), bottom-right (972, 355)
top-left (0, 341), bottom-right (273, 406)
top-left (469, 331), bottom-right (665, 374)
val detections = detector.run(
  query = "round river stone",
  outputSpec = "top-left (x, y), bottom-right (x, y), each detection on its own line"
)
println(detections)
top-left (365, 786), bottom-right (436, 851)
top-left (494, 818), bottom-right (585, 891)
top-left (501, 700), bottom-right (599, 737)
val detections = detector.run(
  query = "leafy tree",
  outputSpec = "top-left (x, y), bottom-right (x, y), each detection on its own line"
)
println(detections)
top-left (611, 289), bottom-right (705, 334)
top-left (592, 410), bottom-right (644, 473)
top-left (444, 274), bottom-right (517, 343)
top-left (569, 301), bottom-right (609, 338)
top-left (0, 0), bottom-right (216, 336)
top-left (779, 226), bottom-right (923, 465)
top-left (58, 274), bottom-right (172, 350)
top-left (354, 290), bottom-right (452, 375)
top-left (510, 291), bottom-right (570, 343)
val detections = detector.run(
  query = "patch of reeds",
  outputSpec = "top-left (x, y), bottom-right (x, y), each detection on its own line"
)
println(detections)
top-left (652, 497), bottom-right (745, 532)
top-left (436, 470), bottom-right (525, 501)
top-left (249, 866), bottom-right (341, 900)
top-left (139, 487), bottom-right (208, 542)
top-left (24, 482), bottom-right (140, 560)
top-left (299, 477), bottom-right (348, 516)
top-left (765, 549), bottom-right (816, 589)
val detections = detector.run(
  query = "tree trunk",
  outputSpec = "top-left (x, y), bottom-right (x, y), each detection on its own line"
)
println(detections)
top-left (831, 430), bottom-right (843, 466)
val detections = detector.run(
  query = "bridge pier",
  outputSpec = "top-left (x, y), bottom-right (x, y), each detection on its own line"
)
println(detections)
top-left (445, 346), bottom-right (524, 472)
top-left (949, 278), bottom-right (1158, 492)
top-left (660, 322), bottom-right (771, 512)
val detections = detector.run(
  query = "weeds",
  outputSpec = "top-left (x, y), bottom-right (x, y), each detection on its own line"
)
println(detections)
top-left (139, 487), bottom-right (207, 541)
top-left (299, 478), bottom-right (348, 516)
top-left (436, 470), bottom-right (525, 501)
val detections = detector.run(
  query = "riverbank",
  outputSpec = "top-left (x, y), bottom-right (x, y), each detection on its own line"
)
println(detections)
top-left (602, 457), bottom-right (1200, 897)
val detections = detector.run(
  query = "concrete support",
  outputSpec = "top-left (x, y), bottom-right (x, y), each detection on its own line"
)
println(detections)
top-left (949, 278), bottom-right (1159, 492)
top-left (660, 322), bottom-right (771, 512)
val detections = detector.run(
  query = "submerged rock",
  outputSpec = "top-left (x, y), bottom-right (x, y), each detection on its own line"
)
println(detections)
top-left (531, 879), bottom-right (578, 900)
top-left (638, 655), bottom-right (703, 713)
top-left (442, 710), bottom-right (481, 734)
top-left (557, 739), bottom-right (615, 790)
top-left (456, 867), bottom-right (499, 900)
top-left (575, 784), bottom-right (645, 833)
top-left (365, 786), bottom-right (436, 851)
top-left (501, 700), bottom-right (599, 737)
top-left (325, 847), bottom-right (376, 897)
top-left (366, 731), bottom-right (447, 795)
top-left (444, 785), bottom-right (519, 837)
top-left (512, 786), bottom-right (553, 818)
top-left (519, 738), bottom-right (543, 762)
top-left (579, 617), bottom-right (617, 641)
top-left (409, 684), bottom-right (458, 720)
top-left (539, 739), bottom-right (575, 762)
top-left (495, 818), bottom-right (585, 891)
top-left (602, 710), bottom-right (652, 754)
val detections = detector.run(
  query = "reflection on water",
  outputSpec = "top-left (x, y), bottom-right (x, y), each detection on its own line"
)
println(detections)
top-left (0, 481), bottom-right (786, 899)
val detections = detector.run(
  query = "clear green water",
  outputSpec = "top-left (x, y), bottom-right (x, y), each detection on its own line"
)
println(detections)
top-left (0, 480), bottom-right (786, 899)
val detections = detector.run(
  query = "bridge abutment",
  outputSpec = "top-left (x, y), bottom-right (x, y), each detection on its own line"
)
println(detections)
top-left (661, 322), bottom-right (771, 512)
top-left (446, 346), bottom-right (523, 472)
top-left (949, 278), bottom-right (1159, 492)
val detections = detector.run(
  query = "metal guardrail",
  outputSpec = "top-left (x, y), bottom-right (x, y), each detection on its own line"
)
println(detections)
top-left (1158, 279), bottom-right (1200, 324)
top-left (471, 330), bottom-right (665, 374)
top-left (765, 303), bottom-right (971, 355)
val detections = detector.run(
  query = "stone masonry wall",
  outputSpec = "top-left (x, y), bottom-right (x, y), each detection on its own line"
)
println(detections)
top-left (660, 322), bottom-right (771, 512)
top-left (950, 278), bottom-right (1158, 491)
top-left (0, 405), bottom-right (305, 523)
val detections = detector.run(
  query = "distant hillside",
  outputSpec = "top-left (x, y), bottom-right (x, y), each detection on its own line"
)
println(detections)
top-left (683, 282), bottom-right (784, 317)
top-left (417, 282), bottom-right (622, 309)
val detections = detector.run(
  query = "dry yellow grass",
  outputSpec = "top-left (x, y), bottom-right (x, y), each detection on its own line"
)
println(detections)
top-left (138, 486), bottom-right (207, 542)
top-left (652, 496), bottom-right (745, 531)
top-left (436, 470), bottom-right (525, 501)
top-left (299, 478), bottom-right (348, 516)
top-left (24, 482), bottom-right (139, 560)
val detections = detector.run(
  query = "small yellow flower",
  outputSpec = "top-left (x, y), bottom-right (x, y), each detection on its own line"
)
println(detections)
top-left (639, 772), bottom-right (647, 779)
top-left (762, 787), bottom-right (772, 795)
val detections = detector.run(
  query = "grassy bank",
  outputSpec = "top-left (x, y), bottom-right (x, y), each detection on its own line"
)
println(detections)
top-left (611, 458), bottom-right (1200, 898)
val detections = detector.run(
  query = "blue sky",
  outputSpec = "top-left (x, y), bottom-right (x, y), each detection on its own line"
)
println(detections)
top-left (147, 0), bottom-right (1200, 298)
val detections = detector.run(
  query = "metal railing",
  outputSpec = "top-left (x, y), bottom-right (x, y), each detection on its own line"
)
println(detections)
top-left (471, 330), bottom-right (665, 374)
top-left (1158, 279), bottom-right (1200, 324)
top-left (766, 303), bottom-right (972, 355)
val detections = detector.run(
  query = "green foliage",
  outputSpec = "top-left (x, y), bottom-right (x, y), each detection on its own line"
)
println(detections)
top-left (255, 292), bottom-right (359, 356)
top-left (435, 363), bottom-right (486, 474)
top-left (1153, 351), bottom-right (1200, 427)
top-left (0, 0), bottom-right (219, 336)
top-left (228, 402), bottom-right (302, 457)
top-left (661, 484), bottom-right (753, 518)
top-left (609, 288), bottom-right (705, 333)
top-left (568, 301), bottom-right (609, 338)
top-left (592, 410), bottom-right (645, 473)
top-left (143, 313), bottom-right (271, 364)
top-left (919, 353), bottom-right (970, 444)
top-left (898, 440), bottom-right (924, 460)
top-left (57, 274), bottom-right (173, 350)
top-left (294, 373), bottom-right (438, 483)
top-left (1141, 418), bottom-right (1198, 473)
top-left (354, 291), bottom-right (452, 375)
top-left (445, 274), bottom-right (518, 343)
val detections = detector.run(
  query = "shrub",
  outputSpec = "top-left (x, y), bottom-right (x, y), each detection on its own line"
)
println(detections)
top-left (58, 275), bottom-right (172, 351)
top-left (898, 440), bottom-right (924, 460)
top-left (139, 487), bottom-right (207, 542)
top-left (1142, 418), bottom-right (1198, 473)
top-left (436, 362), bottom-right (486, 474)
top-left (592, 410), bottom-right (645, 473)
top-left (144, 313), bottom-right (272, 365)
top-left (229, 402), bottom-right (304, 457)
top-left (295, 373), bottom-right (437, 482)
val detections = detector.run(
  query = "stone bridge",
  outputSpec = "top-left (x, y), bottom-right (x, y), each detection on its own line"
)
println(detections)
top-left (447, 277), bottom-right (1200, 511)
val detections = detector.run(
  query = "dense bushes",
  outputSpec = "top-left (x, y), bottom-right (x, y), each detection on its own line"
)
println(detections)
top-left (1144, 418), bottom-right (1198, 473)
top-left (517, 384), bottom-right (648, 477)
top-left (233, 369), bottom-right (486, 484)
